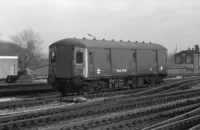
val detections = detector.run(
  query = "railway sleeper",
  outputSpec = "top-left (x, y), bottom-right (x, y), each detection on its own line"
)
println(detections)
top-left (0, 91), bottom-right (199, 126)
top-left (153, 114), bottom-right (200, 130)
top-left (94, 105), bottom-right (198, 130)
top-left (0, 90), bottom-right (200, 129)
top-left (42, 100), bottom-right (200, 130)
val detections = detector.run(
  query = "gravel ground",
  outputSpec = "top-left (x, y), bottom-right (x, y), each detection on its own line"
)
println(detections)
top-left (0, 94), bottom-right (127, 116)
top-left (190, 83), bottom-right (200, 89)
top-left (0, 101), bottom-right (74, 116)
top-left (26, 98), bottom-right (187, 130)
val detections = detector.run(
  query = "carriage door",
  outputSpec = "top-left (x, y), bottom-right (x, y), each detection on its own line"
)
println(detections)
top-left (57, 46), bottom-right (73, 78)
top-left (105, 49), bottom-right (111, 74)
top-left (92, 49), bottom-right (111, 77)
top-left (152, 50), bottom-right (158, 72)
top-left (132, 50), bottom-right (137, 73)
top-left (88, 51), bottom-right (94, 77)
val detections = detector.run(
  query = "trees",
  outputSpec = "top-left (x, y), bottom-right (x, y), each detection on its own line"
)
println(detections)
top-left (11, 29), bottom-right (44, 70)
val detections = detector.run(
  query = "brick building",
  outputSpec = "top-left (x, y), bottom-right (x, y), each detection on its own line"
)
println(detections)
top-left (174, 45), bottom-right (199, 64)
top-left (0, 56), bottom-right (18, 79)
top-left (0, 40), bottom-right (18, 79)
top-left (174, 45), bottom-right (200, 74)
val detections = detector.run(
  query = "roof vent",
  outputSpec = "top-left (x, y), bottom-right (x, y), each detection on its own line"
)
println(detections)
top-left (74, 37), bottom-right (76, 39)
top-left (120, 40), bottom-right (123, 42)
top-left (142, 41), bottom-right (145, 43)
top-left (128, 40), bottom-right (130, 42)
top-left (102, 38), bottom-right (105, 41)
top-left (93, 38), bottom-right (96, 40)
top-left (112, 39), bottom-right (115, 41)
top-left (83, 37), bottom-right (86, 40)
top-left (149, 41), bottom-right (152, 44)
top-left (135, 41), bottom-right (138, 43)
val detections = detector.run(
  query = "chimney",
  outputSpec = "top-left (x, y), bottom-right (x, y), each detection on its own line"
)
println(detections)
top-left (195, 45), bottom-right (199, 53)
top-left (188, 47), bottom-right (190, 50)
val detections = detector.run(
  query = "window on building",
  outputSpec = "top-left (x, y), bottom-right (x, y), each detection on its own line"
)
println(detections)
top-left (76, 51), bottom-right (83, 64)
top-left (182, 53), bottom-right (187, 63)
top-left (187, 56), bottom-right (192, 63)
top-left (176, 56), bottom-right (181, 64)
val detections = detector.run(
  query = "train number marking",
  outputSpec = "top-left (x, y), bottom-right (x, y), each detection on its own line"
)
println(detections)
top-left (97, 68), bottom-right (101, 74)
top-left (116, 69), bottom-right (127, 72)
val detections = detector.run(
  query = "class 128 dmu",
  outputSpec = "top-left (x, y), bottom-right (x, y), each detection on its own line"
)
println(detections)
top-left (47, 38), bottom-right (167, 95)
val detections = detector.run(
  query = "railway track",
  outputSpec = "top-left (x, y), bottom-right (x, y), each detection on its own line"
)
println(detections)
top-left (0, 75), bottom-right (195, 98)
top-left (44, 97), bottom-right (200, 130)
top-left (0, 76), bottom-right (198, 110)
top-left (0, 77), bottom-right (199, 130)
top-left (41, 90), bottom-right (200, 130)
top-left (142, 103), bottom-right (200, 130)
top-left (0, 87), bottom-right (146, 111)
top-left (1, 81), bottom-right (200, 130)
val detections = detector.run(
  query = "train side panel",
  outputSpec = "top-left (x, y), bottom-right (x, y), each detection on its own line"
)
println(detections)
top-left (136, 50), bottom-right (158, 74)
top-left (157, 50), bottom-right (168, 74)
top-left (87, 48), bottom-right (111, 78)
top-left (111, 49), bottom-right (136, 75)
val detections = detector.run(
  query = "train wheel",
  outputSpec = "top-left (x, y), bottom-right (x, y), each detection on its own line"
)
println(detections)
top-left (58, 83), bottom-right (72, 96)
top-left (77, 85), bottom-right (84, 95)
top-left (57, 84), bottom-right (66, 96)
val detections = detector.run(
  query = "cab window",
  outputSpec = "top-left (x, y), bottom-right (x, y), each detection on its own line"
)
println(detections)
top-left (51, 52), bottom-right (56, 63)
top-left (76, 51), bottom-right (83, 64)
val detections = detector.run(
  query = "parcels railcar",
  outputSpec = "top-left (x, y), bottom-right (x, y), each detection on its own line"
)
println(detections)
top-left (48, 38), bottom-right (167, 95)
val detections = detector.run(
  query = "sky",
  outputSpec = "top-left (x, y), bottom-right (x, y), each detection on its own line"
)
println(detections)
top-left (0, 0), bottom-right (200, 55)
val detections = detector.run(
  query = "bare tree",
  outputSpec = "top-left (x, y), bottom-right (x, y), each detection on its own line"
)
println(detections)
top-left (11, 29), bottom-right (44, 70)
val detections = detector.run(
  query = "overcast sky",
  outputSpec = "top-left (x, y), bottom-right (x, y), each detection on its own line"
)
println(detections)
top-left (0, 0), bottom-right (200, 54)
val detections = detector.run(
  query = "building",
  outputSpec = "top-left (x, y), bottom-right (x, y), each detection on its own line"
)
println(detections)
top-left (174, 45), bottom-right (199, 64)
top-left (174, 45), bottom-right (200, 74)
top-left (167, 64), bottom-right (193, 76)
top-left (0, 40), bottom-right (18, 79)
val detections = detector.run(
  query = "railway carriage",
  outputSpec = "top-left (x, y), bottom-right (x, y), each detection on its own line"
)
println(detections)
top-left (48, 38), bottom-right (167, 95)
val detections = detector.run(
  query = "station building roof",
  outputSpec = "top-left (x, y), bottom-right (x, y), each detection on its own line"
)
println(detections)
top-left (0, 40), bottom-right (18, 56)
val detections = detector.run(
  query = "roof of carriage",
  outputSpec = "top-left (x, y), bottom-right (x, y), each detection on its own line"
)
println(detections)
top-left (50, 38), bottom-right (167, 50)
